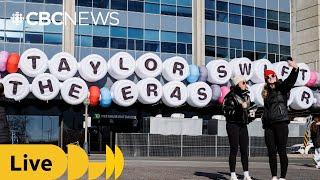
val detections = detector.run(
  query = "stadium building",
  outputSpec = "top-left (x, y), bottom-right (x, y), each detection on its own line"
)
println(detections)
top-left (0, 0), bottom-right (292, 153)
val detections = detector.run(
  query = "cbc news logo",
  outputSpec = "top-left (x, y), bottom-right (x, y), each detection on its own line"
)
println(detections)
top-left (0, 144), bottom-right (124, 179)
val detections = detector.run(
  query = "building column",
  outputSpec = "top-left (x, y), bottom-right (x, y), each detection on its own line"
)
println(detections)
top-left (291, 0), bottom-right (320, 71)
top-left (192, 0), bottom-right (205, 65)
top-left (62, 0), bottom-right (75, 56)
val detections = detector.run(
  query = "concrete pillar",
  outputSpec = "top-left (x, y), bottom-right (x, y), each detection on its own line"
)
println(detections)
top-left (291, 0), bottom-right (320, 71)
top-left (62, 0), bottom-right (75, 56)
top-left (192, 0), bottom-right (205, 65)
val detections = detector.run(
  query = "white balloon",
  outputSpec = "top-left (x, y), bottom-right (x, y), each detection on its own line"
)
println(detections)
top-left (78, 54), bottom-right (108, 82)
top-left (162, 81), bottom-right (188, 107)
top-left (135, 53), bottom-right (162, 79)
top-left (19, 48), bottom-right (48, 77)
top-left (289, 86), bottom-right (316, 110)
top-left (31, 73), bottom-right (60, 101)
top-left (162, 56), bottom-right (189, 81)
top-left (247, 85), bottom-right (255, 102)
top-left (137, 78), bottom-right (163, 104)
top-left (108, 52), bottom-right (135, 80)
top-left (250, 83), bottom-right (265, 107)
top-left (295, 63), bottom-right (311, 86)
top-left (273, 61), bottom-right (292, 80)
top-left (206, 59), bottom-right (232, 84)
top-left (60, 77), bottom-right (88, 105)
top-left (48, 52), bottom-right (78, 81)
top-left (111, 80), bottom-right (138, 107)
top-left (2, 73), bottom-right (30, 101)
top-left (251, 59), bottom-right (273, 83)
top-left (187, 82), bottom-right (212, 107)
top-left (229, 58), bottom-right (253, 81)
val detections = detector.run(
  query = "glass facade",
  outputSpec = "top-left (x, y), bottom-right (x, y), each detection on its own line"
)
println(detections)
top-left (205, 0), bottom-right (291, 63)
top-left (74, 0), bottom-right (192, 63)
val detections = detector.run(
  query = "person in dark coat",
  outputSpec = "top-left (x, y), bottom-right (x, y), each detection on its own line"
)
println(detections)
top-left (262, 57), bottom-right (299, 180)
top-left (223, 75), bottom-right (257, 180)
top-left (0, 82), bottom-right (10, 144)
top-left (310, 116), bottom-right (320, 169)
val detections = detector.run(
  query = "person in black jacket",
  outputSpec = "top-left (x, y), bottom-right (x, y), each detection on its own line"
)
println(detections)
top-left (262, 57), bottom-right (299, 180)
top-left (310, 116), bottom-right (320, 169)
top-left (223, 75), bottom-right (257, 180)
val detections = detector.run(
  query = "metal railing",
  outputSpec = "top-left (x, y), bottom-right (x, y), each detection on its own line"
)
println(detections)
top-left (115, 133), bottom-right (304, 157)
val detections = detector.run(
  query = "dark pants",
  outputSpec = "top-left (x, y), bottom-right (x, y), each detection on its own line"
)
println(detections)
top-left (264, 122), bottom-right (289, 178)
top-left (226, 123), bottom-right (249, 172)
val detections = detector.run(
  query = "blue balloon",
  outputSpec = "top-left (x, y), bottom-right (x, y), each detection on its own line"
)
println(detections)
top-left (100, 87), bottom-right (112, 108)
top-left (187, 64), bottom-right (200, 83)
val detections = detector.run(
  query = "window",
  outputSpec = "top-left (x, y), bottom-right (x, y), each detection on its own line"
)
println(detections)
top-left (162, 0), bottom-right (177, 5)
top-left (128, 28), bottom-right (143, 39)
top-left (136, 40), bottom-right (143, 50)
top-left (145, 3), bottom-right (160, 14)
top-left (145, 41), bottom-right (160, 52)
top-left (93, 0), bottom-right (109, 8)
top-left (25, 33), bottom-right (43, 44)
top-left (46, 0), bottom-right (62, 4)
top-left (217, 12), bottom-right (228, 22)
top-left (205, 0), bottom-right (215, 10)
top-left (93, 36), bottom-right (109, 48)
top-left (243, 51), bottom-right (254, 60)
top-left (217, 1), bottom-right (228, 12)
top-left (229, 14), bottom-right (241, 24)
top-left (76, 0), bottom-right (92, 7)
top-left (205, 10), bottom-right (215, 20)
top-left (230, 38), bottom-right (241, 49)
top-left (111, 37), bottom-right (126, 49)
top-left (161, 42), bottom-right (176, 53)
top-left (128, 39), bottom-right (143, 50)
top-left (268, 44), bottom-right (279, 54)
top-left (161, 31), bottom-right (176, 42)
top-left (44, 33), bottom-right (62, 44)
top-left (78, 36), bottom-right (92, 47)
top-left (255, 42), bottom-right (266, 52)
top-left (243, 40), bottom-right (254, 51)
top-left (280, 45), bottom-right (290, 55)
top-left (161, 5), bottom-right (176, 16)
top-left (255, 18), bottom-right (266, 28)
top-left (145, 29), bottom-right (159, 41)
top-left (93, 25), bottom-right (109, 37)
top-left (111, 0), bottom-right (127, 10)
top-left (279, 22), bottom-right (290, 32)
top-left (177, 43), bottom-right (186, 54)
top-left (205, 35), bottom-right (215, 46)
top-left (267, 10), bottom-right (278, 20)
top-left (177, 6), bottom-right (192, 17)
top-left (279, 12), bottom-right (290, 22)
top-left (217, 47), bottom-right (228, 58)
top-left (128, 0), bottom-right (144, 12)
top-left (255, 8), bottom-right (266, 18)
top-left (242, 5), bottom-right (254, 16)
top-left (267, 20), bottom-right (278, 30)
top-left (110, 27), bottom-right (127, 38)
top-left (229, 3), bottom-right (241, 14)
top-left (205, 46), bottom-right (215, 57)
top-left (177, 32), bottom-right (191, 43)
top-left (255, 52), bottom-right (267, 60)
top-left (242, 16), bottom-right (254, 26)
top-left (217, 37), bottom-right (228, 47)
top-left (187, 44), bottom-right (192, 54)
top-left (178, 0), bottom-right (192, 6)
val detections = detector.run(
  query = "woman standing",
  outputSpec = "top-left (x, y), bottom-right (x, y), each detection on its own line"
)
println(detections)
top-left (311, 116), bottom-right (320, 169)
top-left (223, 76), bottom-right (257, 180)
top-left (262, 57), bottom-right (299, 180)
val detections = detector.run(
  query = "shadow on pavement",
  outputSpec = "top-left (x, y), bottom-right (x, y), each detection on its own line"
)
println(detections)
top-left (194, 171), bottom-right (262, 180)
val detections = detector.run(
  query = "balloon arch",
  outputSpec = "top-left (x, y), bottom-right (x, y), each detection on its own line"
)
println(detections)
top-left (0, 49), bottom-right (319, 111)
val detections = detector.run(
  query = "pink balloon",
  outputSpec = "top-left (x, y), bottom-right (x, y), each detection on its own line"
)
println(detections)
top-left (218, 86), bottom-right (230, 104)
top-left (0, 51), bottom-right (9, 72)
top-left (306, 71), bottom-right (317, 87)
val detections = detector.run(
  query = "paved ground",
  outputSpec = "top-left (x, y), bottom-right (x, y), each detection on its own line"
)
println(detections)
top-left (61, 156), bottom-right (320, 180)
